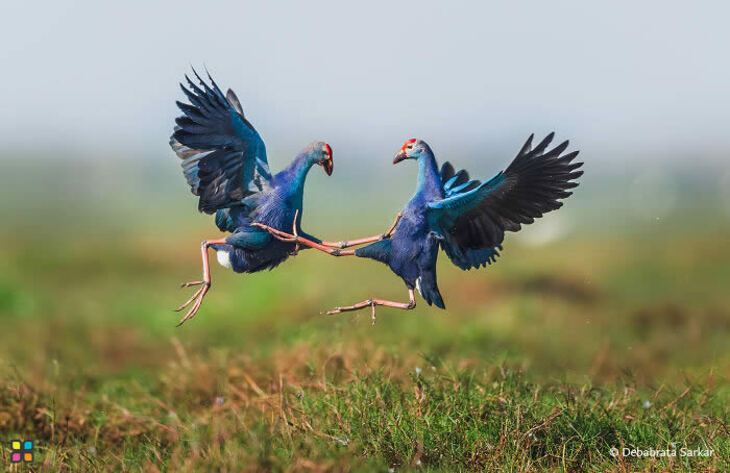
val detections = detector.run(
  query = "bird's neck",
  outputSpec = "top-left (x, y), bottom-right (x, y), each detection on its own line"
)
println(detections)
top-left (414, 152), bottom-right (442, 200)
top-left (280, 153), bottom-right (314, 196)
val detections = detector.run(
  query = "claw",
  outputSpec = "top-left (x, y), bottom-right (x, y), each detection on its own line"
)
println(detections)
top-left (173, 238), bottom-right (224, 327)
top-left (291, 209), bottom-right (300, 254)
top-left (175, 283), bottom-right (208, 312)
top-left (176, 283), bottom-right (209, 326)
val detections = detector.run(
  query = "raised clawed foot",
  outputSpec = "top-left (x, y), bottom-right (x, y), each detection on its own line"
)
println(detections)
top-left (173, 239), bottom-right (223, 327)
top-left (326, 300), bottom-right (379, 324)
top-left (175, 280), bottom-right (211, 326)
top-left (324, 291), bottom-right (416, 326)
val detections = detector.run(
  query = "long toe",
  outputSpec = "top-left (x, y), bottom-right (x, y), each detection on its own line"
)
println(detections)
top-left (177, 297), bottom-right (203, 326)
top-left (170, 281), bottom-right (208, 312)
top-left (177, 284), bottom-right (210, 327)
top-left (180, 280), bottom-right (204, 288)
top-left (174, 285), bottom-right (206, 312)
top-left (273, 235), bottom-right (296, 243)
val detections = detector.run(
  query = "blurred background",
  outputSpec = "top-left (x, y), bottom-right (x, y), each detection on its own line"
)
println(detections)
top-left (1, 0), bottom-right (729, 469)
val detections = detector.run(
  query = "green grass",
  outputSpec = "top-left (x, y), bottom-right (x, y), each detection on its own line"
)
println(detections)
top-left (1, 215), bottom-right (730, 471)
top-left (4, 349), bottom-right (727, 472)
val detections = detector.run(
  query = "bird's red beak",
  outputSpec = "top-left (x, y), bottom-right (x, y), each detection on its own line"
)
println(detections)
top-left (393, 138), bottom-right (416, 164)
top-left (393, 150), bottom-right (407, 164)
top-left (321, 143), bottom-right (333, 176)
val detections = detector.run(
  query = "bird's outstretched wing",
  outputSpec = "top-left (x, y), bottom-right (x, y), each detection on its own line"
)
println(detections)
top-left (170, 69), bottom-right (271, 214)
top-left (426, 133), bottom-right (583, 270)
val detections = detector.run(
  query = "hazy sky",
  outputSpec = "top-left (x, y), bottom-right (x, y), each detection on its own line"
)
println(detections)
top-left (2, 1), bottom-right (729, 166)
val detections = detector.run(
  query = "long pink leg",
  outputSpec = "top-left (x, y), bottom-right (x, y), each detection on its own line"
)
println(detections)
top-left (326, 289), bottom-right (416, 325)
top-left (251, 213), bottom-right (402, 254)
top-left (319, 213), bottom-right (402, 249)
top-left (175, 238), bottom-right (227, 326)
top-left (251, 223), bottom-right (356, 256)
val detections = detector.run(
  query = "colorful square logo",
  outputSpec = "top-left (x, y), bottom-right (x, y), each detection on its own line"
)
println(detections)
top-left (10, 440), bottom-right (34, 463)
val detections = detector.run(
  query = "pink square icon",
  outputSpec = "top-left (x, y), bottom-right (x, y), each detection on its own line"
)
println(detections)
top-left (11, 452), bottom-right (21, 462)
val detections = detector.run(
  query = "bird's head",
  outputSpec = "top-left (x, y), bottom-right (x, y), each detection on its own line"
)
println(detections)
top-left (305, 141), bottom-right (334, 175)
top-left (393, 138), bottom-right (430, 164)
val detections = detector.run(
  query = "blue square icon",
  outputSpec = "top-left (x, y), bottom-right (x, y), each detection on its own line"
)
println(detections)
top-left (24, 441), bottom-right (33, 449)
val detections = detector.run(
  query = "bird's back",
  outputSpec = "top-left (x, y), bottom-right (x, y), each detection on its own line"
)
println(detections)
top-left (356, 200), bottom-right (439, 287)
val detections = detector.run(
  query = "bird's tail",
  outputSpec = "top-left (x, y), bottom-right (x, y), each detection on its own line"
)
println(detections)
top-left (417, 272), bottom-right (445, 309)
top-left (354, 239), bottom-right (392, 264)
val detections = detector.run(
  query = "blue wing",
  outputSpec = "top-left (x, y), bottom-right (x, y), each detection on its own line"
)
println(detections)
top-left (170, 69), bottom-right (271, 214)
top-left (427, 133), bottom-right (583, 270)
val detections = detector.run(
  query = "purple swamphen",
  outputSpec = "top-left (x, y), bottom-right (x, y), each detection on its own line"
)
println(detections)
top-left (255, 134), bottom-right (583, 322)
top-left (169, 70), bottom-right (342, 326)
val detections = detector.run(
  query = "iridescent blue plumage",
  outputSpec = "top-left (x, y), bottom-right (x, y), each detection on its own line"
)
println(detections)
top-left (354, 134), bottom-right (583, 309)
top-left (169, 69), bottom-right (334, 324)
top-left (208, 147), bottom-right (329, 273)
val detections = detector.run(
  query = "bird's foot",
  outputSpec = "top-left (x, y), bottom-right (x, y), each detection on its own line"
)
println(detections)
top-left (175, 280), bottom-right (211, 326)
top-left (322, 291), bottom-right (415, 325)
top-left (325, 300), bottom-right (378, 324)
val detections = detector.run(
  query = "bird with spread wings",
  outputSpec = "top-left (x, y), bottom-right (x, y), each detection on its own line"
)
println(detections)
top-left (254, 133), bottom-right (583, 323)
top-left (170, 70), bottom-right (340, 325)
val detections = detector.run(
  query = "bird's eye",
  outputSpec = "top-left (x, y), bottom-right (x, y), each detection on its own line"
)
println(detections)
top-left (407, 144), bottom-right (414, 150)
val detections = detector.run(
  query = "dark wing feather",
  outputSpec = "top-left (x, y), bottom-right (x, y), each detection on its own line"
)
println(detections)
top-left (170, 69), bottom-right (271, 214)
top-left (427, 133), bottom-right (583, 270)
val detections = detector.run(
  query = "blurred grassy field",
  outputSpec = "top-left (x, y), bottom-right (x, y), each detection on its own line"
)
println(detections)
top-left (1, 159), bottom-right (730, 471)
